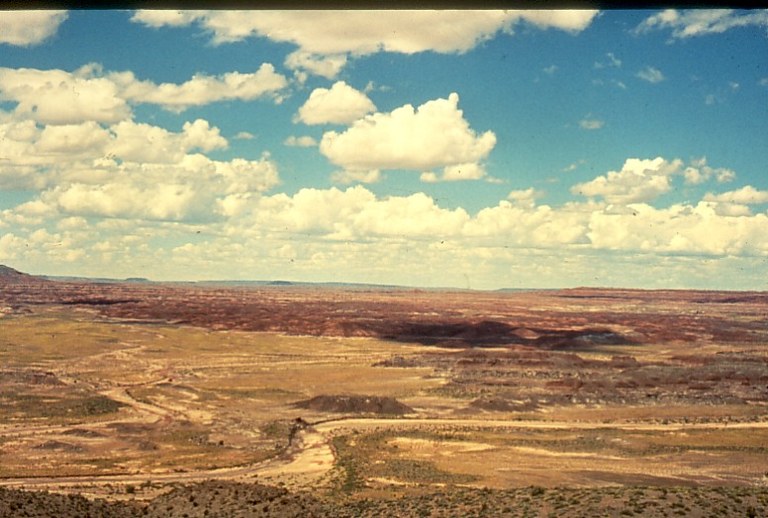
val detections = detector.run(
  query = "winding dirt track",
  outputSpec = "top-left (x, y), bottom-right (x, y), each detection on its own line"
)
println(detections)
top-left (3, 362), bottom-right (767, 493)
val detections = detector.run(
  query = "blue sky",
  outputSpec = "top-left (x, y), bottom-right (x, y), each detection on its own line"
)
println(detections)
top-left (0, 9), bottom-right (767, 289)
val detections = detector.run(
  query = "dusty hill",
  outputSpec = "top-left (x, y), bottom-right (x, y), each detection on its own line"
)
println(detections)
top-left (1, 483), bottom-right (766, 517)
top-left (0, 265), bottom-right (40, 284)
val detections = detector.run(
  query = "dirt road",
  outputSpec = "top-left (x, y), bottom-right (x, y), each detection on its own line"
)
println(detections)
top-left (3, 414), bottom-right (767, 494)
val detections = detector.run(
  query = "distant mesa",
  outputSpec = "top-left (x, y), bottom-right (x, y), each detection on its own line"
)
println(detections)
top-left (124, 277), bottom-right (150, 283)
top-left (295, 394), bottom-right (414, 415)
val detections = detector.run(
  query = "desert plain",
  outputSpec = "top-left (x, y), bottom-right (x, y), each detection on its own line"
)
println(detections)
top-left (1, 264), bottom-right (767, 517)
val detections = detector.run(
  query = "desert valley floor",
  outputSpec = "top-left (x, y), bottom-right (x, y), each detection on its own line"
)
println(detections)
top-left (1, 265), bottom-right (767, 517)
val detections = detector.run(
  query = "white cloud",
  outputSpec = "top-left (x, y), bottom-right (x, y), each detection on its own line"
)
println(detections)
top-left (247, 186), bottom-right (471, 240)
top-left (579, 117), bottom-right (605, 130)
top-left (0, 64), bottom-right (287, 125)
top-left (107, 119), bottom-right (227, 164)
top-left (441, 163), bottom-right (488, 181)
top-left (571, 157), bottom-right (682, 204)
top-left (5, 144), bottom-right (767, 290)
top-left (0, 10), bottom-right (68, 47)
top-left (296, 81), bottom-right (376, 125)
top-left (0, 113), bottom-right (232, 190)
top-left (284, 135), bottom-right (318, 147)
top-left (636, 9), bottom-right (768, 39)
top-left (510, 10), bottom-right (600, 33)
top-left (543, 65), bottom-right (558, 75)
top-left (586, 201), bottom-right (768, 256)
top-left (463, 200), bottom-right (588, 247)
top-left (0, 233), bottom-right (25, 261)
top-left (234, 131), bottom-right (256, 140)
top-left (134, 10), bottom-right (597, 51)
top-left (594, 52), bottom-right (622, 69)
top-left (112, 63), bottom-right (288, 112)
top-left (507, 188), bottom-right (544, 208)
top-left (36, 121), bottom-right (111, 157)
top-left (419, 172), bottom-right (439, 183)
top-left (331, 170), bottom-right (382, 184)
top-left (347, 192), bottom-right (471, 239)
top-left (0, 65), bottom-right (131, 125)
top-left (682, 157), bottom-right (735, 185)
top-left (284, 51), bottom-right (347, 80)
top-left (319, 93), bottom-right (496, 180)
top-left (132, 10), bottom-right (598, 76)
top-left (637, 66), bottom-right (665, 83)
top-left (420, 163), bottom-right (496, 183)
top-left (130, 10), bottom-right (204, 27)
top-left (703, 185), bottom-right (768, 205)
top-left (42, 153), bottom-right (279, 222)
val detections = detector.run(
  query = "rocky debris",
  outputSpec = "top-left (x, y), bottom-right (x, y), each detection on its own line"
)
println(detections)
top-left (143, 481), bottom-right (326, 518)
top-left (0, 487), bottom-right (140, 518)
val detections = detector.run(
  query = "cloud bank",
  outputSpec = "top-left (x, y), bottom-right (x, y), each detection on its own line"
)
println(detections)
top-left (131, 10), bottom-right (599, 77)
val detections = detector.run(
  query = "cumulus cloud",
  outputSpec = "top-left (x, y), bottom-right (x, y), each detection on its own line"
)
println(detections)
top-left (107, 119), bottom-right (227, 164)
top-left (332, 170), bottom-right (382, 184)
top-left (296, 82), bottom-right (376, 125)
top-left (132, 10), bottom-right (598, 76)
top-left (635, 9), bottom-right (768, 39)
top-left (0, 55), bottom-right (275, 228)
top-left (637, 66), bottom-right (665, 83)
top-left (703, 185), bottom-right (768, 205)
top-left (513, 10), bottom-right (600, 33)
top-left (587, 202), bottom-right (768, 256)
top-left (319, 93), bottom-right (496, 181)
top-left (284, 51), bottom-right (347, 80)
top-left (0, 10), bottom-right (68, 46)
top-left (284, 135), bottom-right (318, 147)
top-left (682, 157), bottom-right (735, 185)
top-left (36, 121), bottom-right (111, 157)
top-left (420, 163), bottom-right (491, 183)
top-left (0, 65), bottom-right (132, 125)
top-left (507, 188), bottom-right (544, 208)
top-left (5, 155), bottom-right (768, 288)
top-left (41, 153), bottom-right (279, 222)
top-left (0, 64), bottom-right (287, 124)
top-left (571, 157), bottom-right (682, 204)
top-left (245, 186), bottom-right (471, 240)
top-left (111, 63), bottom-right (288, 111)
top-left (130, 9), bottom-right (204, 27)
top-left (419, 172), bottom-right (440, 183)
top-left (442, 163), bottom-right (488, 181)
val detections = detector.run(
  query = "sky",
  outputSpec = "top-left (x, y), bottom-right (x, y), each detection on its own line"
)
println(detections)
top-left (0, 9), bottom-right (767, 290)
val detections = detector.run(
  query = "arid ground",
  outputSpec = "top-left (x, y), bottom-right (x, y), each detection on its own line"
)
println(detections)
top-left (1, 265), bottom-right (767, 516)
